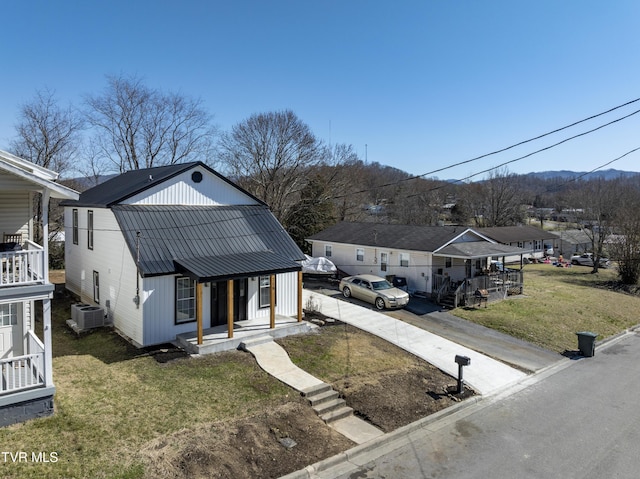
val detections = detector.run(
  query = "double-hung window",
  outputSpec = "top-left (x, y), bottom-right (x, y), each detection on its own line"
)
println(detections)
top-left (72, 209), bottom-right (79, 245)
top-left (399, 253), bottom-right (409, 267)
top-left (87, 210), bottom-right (94, 250)
top-left (259, 275), bottom-right (276, 308)
top-left (380, 252), bottom-right (388, 272)
top-left (0, 303), bottom-right (17, 326)
top-left (356, 248), bottom-right (364, 262)
top-left (324, 245), bottom-right (332, 257)
top-left (176, 277), bottom-right (196, 324)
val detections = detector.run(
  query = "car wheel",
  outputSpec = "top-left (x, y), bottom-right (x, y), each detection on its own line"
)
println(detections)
top-left (343, 287), bottom-right (351, 298)
top-left (375, 297), bottom-right (385, 310)
top-left (572, 260), bottom-right (579, 265)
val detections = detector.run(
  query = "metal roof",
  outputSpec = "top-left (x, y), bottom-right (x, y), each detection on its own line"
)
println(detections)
top-left (112, 204), bottom-right (305, 278)
top-left (61, 162), bottom-right (264, 207)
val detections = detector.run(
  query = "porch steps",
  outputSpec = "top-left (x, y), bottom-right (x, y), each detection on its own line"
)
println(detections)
top-left (241, 336), bottom-right (383, 444)
top-left (439, 292), bottom-right (457, 309)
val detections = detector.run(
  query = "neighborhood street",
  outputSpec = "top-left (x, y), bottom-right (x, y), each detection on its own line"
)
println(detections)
top-left (311, 330), bottom-right (640, 479)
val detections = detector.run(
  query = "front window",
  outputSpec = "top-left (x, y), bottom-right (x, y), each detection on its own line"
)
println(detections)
top-left (356, 248), bottom-right (364, 262)
top-left (72, 209), bottom-right (79, 245)
top-left (88, 210), bottom-right (94, 250)
top-left (380, 252), bottom-right (388, 272)
top-left (400, 253), bottom-right (409, 267)
top-left (259, 275), bottom-right (276, 308)
top-left (324, 245), bottom-right (332, 257)
top-left (445, 257), bottom-right (452, 268)
top-left (176, 277), bottom-right (196, 323)
top-left (0, 303), bottom-right (18, 326)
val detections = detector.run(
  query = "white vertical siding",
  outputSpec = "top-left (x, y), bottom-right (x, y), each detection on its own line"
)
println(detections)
top-left (65, 207), bottom-right (144, 345)
top-left (247, 272), bottom-right (299, 319)
top-left (141, 275), bottom-right (212, 346)
top-left (123, 167), bottom-right (260, 206)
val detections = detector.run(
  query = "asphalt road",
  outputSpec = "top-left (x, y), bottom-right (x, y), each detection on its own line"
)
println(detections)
top-left (319, 330), bottom-right (640, 479)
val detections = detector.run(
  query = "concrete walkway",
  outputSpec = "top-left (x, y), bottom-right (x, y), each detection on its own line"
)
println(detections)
top-left (240, 335), bottom-right (384, 445)
top-left (303, 290), bottom-right (527, 396)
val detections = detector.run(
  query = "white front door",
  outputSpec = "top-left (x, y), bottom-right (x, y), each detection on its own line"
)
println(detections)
top-left (0, 303), bottom-right (23, 359)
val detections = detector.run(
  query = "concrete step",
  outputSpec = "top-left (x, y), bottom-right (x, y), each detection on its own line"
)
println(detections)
top-left (301, 382), bottom-right (332, 398)
top-left (306, 389), bottom-right (340, 407)
top-left (320, 406), bottom-right (354, 424)
top-left (238, 335), bottom-right (274, 351)
top-left (312, 397), bottom-right (347, 416)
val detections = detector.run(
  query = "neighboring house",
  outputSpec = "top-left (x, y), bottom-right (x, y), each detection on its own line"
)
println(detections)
top-left (307, 222), bottom-right (528, 304)
top-left (61, 162), bottom-right (306, 349)
top-left (0, 150), bottom-right (79, 427)
top-left (479, 225), bottom-right (557, 261)
top-left (548, 229), bottom-right (593, 256)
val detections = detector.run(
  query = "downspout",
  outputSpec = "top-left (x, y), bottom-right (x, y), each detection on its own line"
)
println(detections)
top-left (134, 231), bottom-right (141, 309)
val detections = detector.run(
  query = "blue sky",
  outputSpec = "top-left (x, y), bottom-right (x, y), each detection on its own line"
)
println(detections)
top-left (1, 1), bottom-right (639, 180)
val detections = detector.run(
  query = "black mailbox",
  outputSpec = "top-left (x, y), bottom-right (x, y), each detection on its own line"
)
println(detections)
top-left (455, 355), bottom-right (471, 366)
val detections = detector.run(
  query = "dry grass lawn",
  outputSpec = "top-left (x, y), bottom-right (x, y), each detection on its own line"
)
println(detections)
top-left (453, 263), bottom-right (640, 353)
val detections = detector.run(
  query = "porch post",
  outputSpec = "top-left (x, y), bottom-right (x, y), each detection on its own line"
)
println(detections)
top-left (196, 282), bottom-right (203, 345)
top-left (43, 298), bottom-right (53, 387)
top-left (269, 274), bottom-right (276, 329)
top-left (227, 279), bottom-right (234, 338)
top-left (297, 270), bottom-right (303, 322)
top-left (42, 189), bottom-right (51, 283)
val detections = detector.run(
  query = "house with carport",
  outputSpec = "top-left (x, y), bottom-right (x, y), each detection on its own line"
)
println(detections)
top-left (0, 150), bottom-right (79, 426)
top-left (307, 222), bottom-right (529, 307)
top-left (62, 162), bottom-right (309, 353)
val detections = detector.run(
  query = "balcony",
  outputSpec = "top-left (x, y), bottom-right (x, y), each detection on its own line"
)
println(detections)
top-left (0, 331), bottom-right (45, 395)
top-left (0, 241), bottom-right (45, 288)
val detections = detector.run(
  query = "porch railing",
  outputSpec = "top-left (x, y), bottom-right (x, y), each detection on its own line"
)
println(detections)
top-left (0, 241), bottom-right (45, 287)
top-left (0, 331), bottom-right (45, 395)
top-left (462, 271), bottom-right (524, 306)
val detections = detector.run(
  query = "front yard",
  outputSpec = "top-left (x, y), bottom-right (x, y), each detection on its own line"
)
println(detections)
top-left (453, 263), bottom-right (640, 353)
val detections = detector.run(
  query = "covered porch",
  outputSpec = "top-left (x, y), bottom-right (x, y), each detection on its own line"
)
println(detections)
top-left (176, 315), bottom-right (315, 355)
top-left (432, 242), bottom-right (530, 308)
top-left (173, 251), bottom-right (307, 355)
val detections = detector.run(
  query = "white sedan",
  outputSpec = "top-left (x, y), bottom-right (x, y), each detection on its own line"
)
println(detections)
top-left (339, 274), bottom-right (410, 310)
top-left (570, 253), bottom-right (610, 268)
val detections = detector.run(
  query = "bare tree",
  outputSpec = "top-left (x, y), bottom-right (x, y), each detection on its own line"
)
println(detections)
top-left (84, 74), bottom-right (216, 172)
top-left (482, 169), bottom-right (524, 227)
top-left (218, 110), bottom-right (323, 222)
top-left (10, 88), bottom-right (84, 176)
top-left (609, 181), bottom-right (640, 284)
top-left (569, 178), bottom-right (618, 273)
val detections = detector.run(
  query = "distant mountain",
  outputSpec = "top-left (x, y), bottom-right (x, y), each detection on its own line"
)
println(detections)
top-left (523, 169), bottom-right (640, 181)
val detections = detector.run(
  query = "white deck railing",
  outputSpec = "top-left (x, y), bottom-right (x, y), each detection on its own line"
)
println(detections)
top-left (0, 241), bottom-right (45, 287)
top-left (0, 331), bottom-right (45, 395)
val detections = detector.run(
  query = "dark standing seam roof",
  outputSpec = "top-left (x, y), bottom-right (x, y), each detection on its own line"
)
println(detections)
top-left (307, 222), bottom-right (477, 252)
top-left (60, 161), bottom-right (265, 207)
top-left (113, 205), bottom-right (305, 279)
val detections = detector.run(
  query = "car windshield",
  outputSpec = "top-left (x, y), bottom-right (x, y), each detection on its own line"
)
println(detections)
top-left (371, 280), bottom-right (393, 291)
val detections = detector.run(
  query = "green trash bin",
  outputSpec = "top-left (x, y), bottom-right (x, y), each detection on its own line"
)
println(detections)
top-left (576, 331), bottom-right (597, 357)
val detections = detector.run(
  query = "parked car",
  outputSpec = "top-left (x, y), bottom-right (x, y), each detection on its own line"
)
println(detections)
top-left (570, 253), bottom-right (611, 268)
top-left (339, 274), bottom-right (410, 310)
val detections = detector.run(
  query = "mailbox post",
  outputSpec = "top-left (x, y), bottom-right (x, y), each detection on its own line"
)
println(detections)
top-left (455, 355), bottom-right (471, 394)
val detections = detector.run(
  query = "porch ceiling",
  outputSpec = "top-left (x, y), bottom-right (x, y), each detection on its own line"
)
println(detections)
top-left (174, 250), bottom-right (301, 283)
top-left (434, 241), bottom-right (531, 259)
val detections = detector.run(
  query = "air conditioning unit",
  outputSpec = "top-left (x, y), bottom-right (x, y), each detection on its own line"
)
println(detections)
top-left (76, 306), bottom-right (105, 330)
top-left (71, 303), bottom-right (90, 323)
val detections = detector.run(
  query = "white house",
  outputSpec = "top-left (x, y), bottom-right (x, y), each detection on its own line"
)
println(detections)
top-left (62, 162), bottom-right (306, 350)
top-left (479, 225), bottom-right (557, 261)
top-left (307, 222), bottom-right (529, 298)
top-left (0, 150), bottom-right (79, 427)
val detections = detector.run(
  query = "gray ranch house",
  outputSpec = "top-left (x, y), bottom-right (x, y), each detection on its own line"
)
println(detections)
top-left (0, 150), bottom-right (79, 427)
top-left (479, 225), bottom-right (557, 261)
top-left (62, 162), bottom-right (306, 352)
top-left (307, 222), bottom-right (529, 307)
